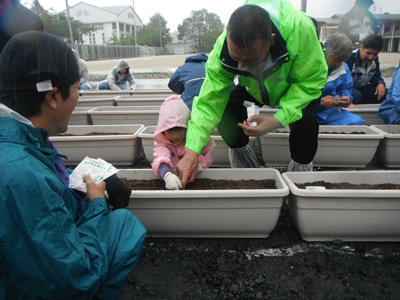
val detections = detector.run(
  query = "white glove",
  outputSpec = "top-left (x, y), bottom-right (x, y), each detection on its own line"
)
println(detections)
top-left (130, 84), bottom-right (136, 90)
top-left (197, 164), bottom-right (203, 174)
top-left (163, 172), bottom-right (182, 190)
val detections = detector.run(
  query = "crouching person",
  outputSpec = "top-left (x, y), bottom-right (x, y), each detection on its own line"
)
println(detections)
top-left (152, 95), bottom-right (215, 189)
top-left (0, 31), bottom-right (146, 300)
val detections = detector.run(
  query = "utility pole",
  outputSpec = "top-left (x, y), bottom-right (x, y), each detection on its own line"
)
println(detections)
top-left (159, 16), bottom-right (162, 48)
top-left (301, 0), bottom-right (307, 13)
top-left (132, 0), bottom-right (137, 46)
top-left (65, 0), bottom-right (74, 48)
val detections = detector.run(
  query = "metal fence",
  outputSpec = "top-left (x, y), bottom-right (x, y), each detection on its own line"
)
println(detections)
top-left (74, 44), bottom-right (155, 61)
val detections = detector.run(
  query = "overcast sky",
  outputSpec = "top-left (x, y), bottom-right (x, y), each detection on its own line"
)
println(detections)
top-left (24, 0), bottom-right (399, 32)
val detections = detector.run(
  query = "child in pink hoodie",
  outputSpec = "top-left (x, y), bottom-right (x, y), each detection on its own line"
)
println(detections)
top-left (152, 95), bottom-right (215, 189)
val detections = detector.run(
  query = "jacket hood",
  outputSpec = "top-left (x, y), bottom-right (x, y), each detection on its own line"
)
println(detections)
top-left (116, 59), bottom-right (130, 72)
top-left (154, 95), bottom-right (190, 140)
top-left (185, 53), bottom-right (208, 64)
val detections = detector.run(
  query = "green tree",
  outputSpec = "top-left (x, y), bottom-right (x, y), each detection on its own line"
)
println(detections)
top-left (178, 9), bottom-right (224, 53)
top-left (30, 0), bottom-right (94, 45)
top-left (137, 13), bottom-right (172, 47)
top-left (106, 34), bottom-right (136, 46)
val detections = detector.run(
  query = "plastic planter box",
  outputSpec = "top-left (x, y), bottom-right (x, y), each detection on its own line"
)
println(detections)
top-left (88, 106), bottom-right (160, 126)
top-left (282, 171), bottom-right (400, 242)
top-left (260, 125), bottom-right (383, 168)
top-left (346, 104), bottom-right (385, 126)
top-left (76, 97), bottom-right (116, 107)
top-left (69, 107), bottom-right (94, 125)
top-left (371, 125), bottom-right (400, 167)
top-left (115, 95), bottom-right (167, 106)
top-left (138, 126), bottom-right (255, 167)
top-left (119, 168), bottom-right (289, 238)
top-left (49, 124), bottom-right (144, 165)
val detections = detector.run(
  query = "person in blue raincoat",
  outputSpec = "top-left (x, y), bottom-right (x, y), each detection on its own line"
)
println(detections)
top-left (378, 62), bottom-right (400, 124)
top-left (0, 31), bottom-right (146, 300)
top-left (318, 33), bottom-right (365, 125)
top-left (168, 53), bottom-right (208, 110)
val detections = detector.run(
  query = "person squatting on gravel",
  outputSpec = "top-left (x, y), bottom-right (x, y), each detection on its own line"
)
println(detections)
top-left (0, 31), bottom-right (146, 300)
top-left (97, 59), bottom-right (136, 91)
top-left (176, 0), bottom-right (327, 188)
top-left (152, 95), bottom-right (215, 190)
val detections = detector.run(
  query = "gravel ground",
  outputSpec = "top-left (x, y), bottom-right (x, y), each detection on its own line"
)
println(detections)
top-left (115, 146), bottom-right (400, 300)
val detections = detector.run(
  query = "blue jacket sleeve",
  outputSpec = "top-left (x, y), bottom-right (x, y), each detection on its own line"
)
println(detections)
top-left (168, 66), bottom-right (185, 95)
top-left (338, 64), bottom-right (354, 101)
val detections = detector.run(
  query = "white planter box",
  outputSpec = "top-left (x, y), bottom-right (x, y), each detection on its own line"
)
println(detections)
top-left (115, 95), bottom-right (167, 106)
top-left (260, 125), bottom-right (383, 168)
top-left (89, 106), bottom-right (160, 126)
top-left (346, 104), bottom-right (385, 125)
top-left (80, 89), bottom-right (173, 97)
top-left (76, 97), bottom-right (116, 107)
top-left (138, 126), bottom-right (255, 167)
top-left (50, 124), bottom-right (144, 165)
top-left (282, 171), bottom-right (400, 242)
top-left (371, 125), bottom-right (400, 167)
top-left (119, 168), bottom-right (289, 238)
top-left (69, 107), bottom-right (94, 125)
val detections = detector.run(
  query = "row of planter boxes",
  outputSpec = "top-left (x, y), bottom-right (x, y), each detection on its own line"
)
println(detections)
top-left (118, 168), bottom-right (400, 242)
top-left (71, 104), bottom-right (384, 126)
top-left (51, 124), bottom-right (400, 168)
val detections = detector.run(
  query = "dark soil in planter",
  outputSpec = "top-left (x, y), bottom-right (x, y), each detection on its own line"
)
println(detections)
top-left (319, 131), bottom-right (366, 134)
top-left (54, 132), bottom-right (128, 136)
top-left (296, 181), bottom-right (400, 190)
top-left (112, 149), bottom-right (400, 300)
top-left (121, 178), bottom-right (277, 190)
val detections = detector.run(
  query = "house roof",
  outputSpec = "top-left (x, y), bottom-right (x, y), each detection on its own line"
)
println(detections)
top-left (101, 6), bottom-right (130, 15)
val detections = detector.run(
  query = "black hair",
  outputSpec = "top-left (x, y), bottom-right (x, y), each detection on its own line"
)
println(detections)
top-left (361, 34), bottom-right (384, 52)
top-left (0, 86), bottom-right (71, 119)
top-left (227, 5), bottom-right (272, 48)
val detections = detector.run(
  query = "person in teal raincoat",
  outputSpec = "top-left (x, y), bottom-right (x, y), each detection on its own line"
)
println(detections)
top-left (0, 31), bottom-right (146, 300)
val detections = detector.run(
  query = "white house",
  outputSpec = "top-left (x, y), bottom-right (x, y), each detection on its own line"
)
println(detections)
top-left (67, 2), bottom-right (143, 45)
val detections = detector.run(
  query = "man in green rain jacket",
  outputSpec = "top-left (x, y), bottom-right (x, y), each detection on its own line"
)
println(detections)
top-left (177, 0), bottom-right (327, 187)
top-left (0, 32), bottom-right (146, 300)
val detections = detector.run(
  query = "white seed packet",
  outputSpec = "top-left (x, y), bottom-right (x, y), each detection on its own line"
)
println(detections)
top-left (244, 101), bottom-right (260, 127)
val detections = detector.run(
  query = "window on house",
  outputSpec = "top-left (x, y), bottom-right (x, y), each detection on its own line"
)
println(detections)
top-left (102, 33), bottom-right (105, 44)
top-left (77, 10), bottom-right (81, 17)
top-left (128, 12), bottom-right (133, 19)
top-left (92, 34), bottom-right (96, 45)
top-left (84, 10), bottom-right (89, 16)
top-left (119, 24), bottom-right (124, 32)
top-left (112, 23), bottom-right (117, 30)
top-left (92, 23), bottom-right (104, 30)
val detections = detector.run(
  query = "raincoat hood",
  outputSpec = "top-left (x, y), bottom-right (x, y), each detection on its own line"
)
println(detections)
top-left (116, 59), bottom-right (130, 72)
top-left (184, 53), bottom-right (208, 64)
top-left (154, 95), bottom-right (190, 141)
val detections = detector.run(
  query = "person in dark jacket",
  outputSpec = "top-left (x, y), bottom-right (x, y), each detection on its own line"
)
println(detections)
top-left (0, 31), bottom-right (146, 300)
top-left (0, 0), bottom-right (43, 54)
top-left (168, 53), bottom-right (208, 110)
top-left (345, 33), bottom-right (386, 104)
top-left (338, 0), bottom-right (378, 47)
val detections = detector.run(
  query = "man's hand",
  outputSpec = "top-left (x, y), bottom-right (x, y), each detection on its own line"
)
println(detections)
top-left (163, 172), bottom-right (182, 190)
top-left (82, 174), bottom-right (106, 202)
top-left (176, 148), bottom-right (199, 189)
top-left (337, 96), bottom-right (351, 108)
top-left (321, 95), bottom-right (339, 109)
top-left (238, 115), bottom-right (283, 137)
top-left (375, 83), bottom-right (386, 101)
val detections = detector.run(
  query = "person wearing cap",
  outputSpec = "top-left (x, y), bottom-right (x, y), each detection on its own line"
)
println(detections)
top-left (72, 48), bottom-right (92, 90)
top-left (338, 0), bottom-right (378, 47)
top-left (0, 31), bottom-right (146, 300)
top-left (97, 59), bottom-right (136, 91)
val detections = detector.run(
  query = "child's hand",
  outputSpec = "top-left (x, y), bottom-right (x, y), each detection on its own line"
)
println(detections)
top-left (163, 172), bottom-right (182, 190)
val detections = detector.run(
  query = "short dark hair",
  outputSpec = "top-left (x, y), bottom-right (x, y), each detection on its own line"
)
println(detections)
top-left (227, 5), bottom-right (272, 48)
top-left (361, 34), bottom-right (384, 52)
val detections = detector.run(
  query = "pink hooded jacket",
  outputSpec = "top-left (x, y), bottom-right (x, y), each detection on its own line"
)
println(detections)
top-left (152, 95), bottom-right (215, 177)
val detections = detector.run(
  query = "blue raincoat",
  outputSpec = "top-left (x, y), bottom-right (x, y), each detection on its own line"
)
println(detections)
top-left (378, 67), bottom-right (400, 124)
top-left (0, 105), bottom-right (146, 300)
top-left (317, 62), bottom-right (365, 125)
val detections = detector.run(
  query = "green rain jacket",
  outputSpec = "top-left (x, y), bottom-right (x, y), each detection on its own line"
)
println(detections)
top-left (186, 0), bottom-right (328, 154)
